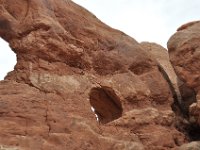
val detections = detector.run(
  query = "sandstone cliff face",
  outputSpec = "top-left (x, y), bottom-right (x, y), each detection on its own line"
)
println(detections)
top-left (168, 21), bottom-right (200, 133)
top-left (0, 0), bottom-right (194, 150)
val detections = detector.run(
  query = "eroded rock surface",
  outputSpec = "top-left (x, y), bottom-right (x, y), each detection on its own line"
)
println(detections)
top-left (141, 42), bottom-right (197, 116)
top-left (168, 21), bottom-right (200, 140)
top-left (0, 0), bottom-right (188, 149)
top-left (178, 141), bottom-right (200, 150)
top-left (140, 42), bottom-right (182, 105)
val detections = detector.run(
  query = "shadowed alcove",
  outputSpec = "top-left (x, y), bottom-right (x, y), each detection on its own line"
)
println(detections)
top-left (89, 86), bottom-right (123, 124)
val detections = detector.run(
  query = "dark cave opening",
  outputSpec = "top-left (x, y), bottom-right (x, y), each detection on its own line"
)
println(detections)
top-left (187, 124), bottom-right (200, 141)
top-left (89, 86), bottom-right (122, 124)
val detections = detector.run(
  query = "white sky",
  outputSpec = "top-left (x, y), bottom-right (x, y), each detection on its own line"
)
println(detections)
top-left (0, 38), bottom-right (16, 80)
top-left (0, 0), bottom-right (200, 80)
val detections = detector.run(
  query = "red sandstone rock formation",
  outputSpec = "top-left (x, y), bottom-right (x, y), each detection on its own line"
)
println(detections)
top-left (140, 42), bottom-right (182, 104)
top-left (168, 21), bottom-right (200, 145)
top-left (141, 42), bottom-right (196, 119)
top-left (0, 0), bottom-right (191, 150)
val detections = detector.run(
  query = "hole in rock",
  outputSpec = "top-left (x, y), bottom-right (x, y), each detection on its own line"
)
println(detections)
top-left (0, 38), bottom-right (16, 80)
top-left (89, 87), bottom-right (122, 124)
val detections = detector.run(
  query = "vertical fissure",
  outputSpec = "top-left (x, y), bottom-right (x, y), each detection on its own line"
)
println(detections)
top-left (158, 64), bottom-right (199, 141)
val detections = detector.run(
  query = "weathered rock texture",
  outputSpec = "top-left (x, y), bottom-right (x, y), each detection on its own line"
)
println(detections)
top-left (0, 0), bottom-right (192, 149)
top-left (141, 42), bottom-right (197, 116)
top-left (140, 42), bottom-right (182, 105)
top-left (178, 141), bottom-right (200, 150)
top-left (168, 21), bottom-right (200, 141)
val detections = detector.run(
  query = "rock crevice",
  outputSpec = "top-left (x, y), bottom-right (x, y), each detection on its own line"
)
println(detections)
top-left (168, 21), bottom-right (200, 146)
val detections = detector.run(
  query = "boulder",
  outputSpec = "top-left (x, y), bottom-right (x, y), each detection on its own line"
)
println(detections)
top-left (168, 21), bottom-right (200, 127)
